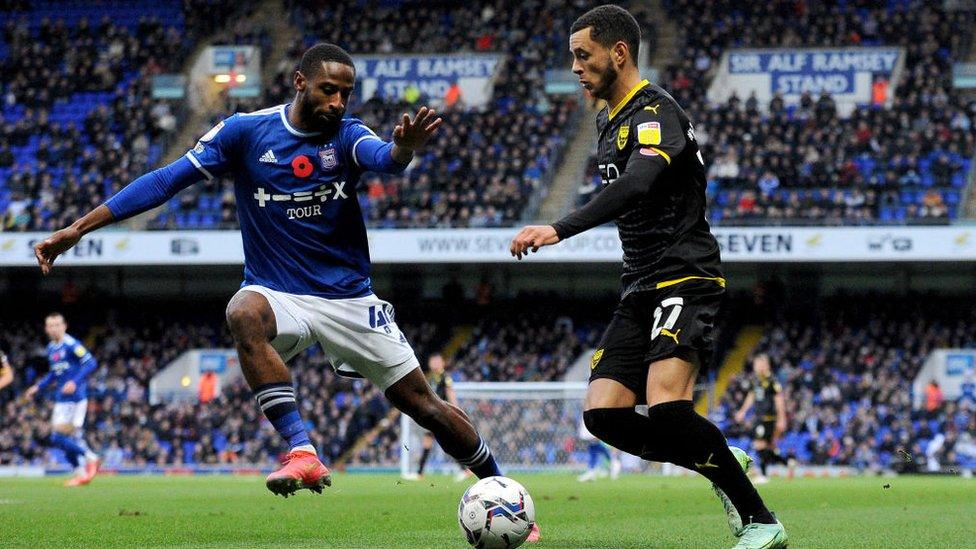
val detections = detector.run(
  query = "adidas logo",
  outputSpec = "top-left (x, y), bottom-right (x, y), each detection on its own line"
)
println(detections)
top-left (259, 149), bottom-right (277, 163)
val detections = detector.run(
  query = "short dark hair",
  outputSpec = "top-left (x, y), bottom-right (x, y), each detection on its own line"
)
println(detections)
top-left (299, 43), bottom-right (355, 77)
top-left (571, 4), bottom-right (641, 64)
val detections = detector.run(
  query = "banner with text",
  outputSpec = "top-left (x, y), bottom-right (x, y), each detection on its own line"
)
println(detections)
top-left (353, 54), bottom-right (502, 108)
top-left (3, 227), bottom-right (976, 266)
top-left (708, 48), bottom-right (903, 115)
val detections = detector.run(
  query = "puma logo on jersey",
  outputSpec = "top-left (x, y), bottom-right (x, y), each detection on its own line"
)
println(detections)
top-left (695, 453), bottom-right (719, 469)
top-left (644, 104), bottom-right (660, 114)
top-left (660, 328), bottom-right (681, 344)
top-left (259, 149), bottom-right (277, 163)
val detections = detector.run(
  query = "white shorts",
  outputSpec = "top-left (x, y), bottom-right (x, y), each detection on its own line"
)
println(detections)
top-left (52, 400), bottom-right (87, 429)
top-left (237, 285), bottom-right (419, 391)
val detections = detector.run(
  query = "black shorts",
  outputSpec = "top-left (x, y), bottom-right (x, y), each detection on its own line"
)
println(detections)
top-left (753, 419), bottom-right (776, 443)
top-left (589, 279), bottom-right (724, 402)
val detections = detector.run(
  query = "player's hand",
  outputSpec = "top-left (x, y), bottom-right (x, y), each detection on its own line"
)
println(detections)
top-left (510, 225), bottom-right (560, 260)
top-left (25, 384), bottom-right (39, 398)
top-left (734, 410), bottom-right (746, 424)
top-left (776, 417), bottom-right (787, 435)
top-left (393, 106), bottom-right (443, 151)
top-left (34, 226), bottom-right (82, 275)
top-left (61, 380), bottom-right (77, 395)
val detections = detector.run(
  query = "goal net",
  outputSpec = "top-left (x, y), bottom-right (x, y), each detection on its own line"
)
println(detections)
top-left (399, 382), bottom-right (589, 475)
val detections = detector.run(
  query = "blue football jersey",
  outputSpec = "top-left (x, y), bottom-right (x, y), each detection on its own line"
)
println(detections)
top-left (185, 104), bottom-right (405, 298)
top-left (40, 334), bottom-right (96, 403)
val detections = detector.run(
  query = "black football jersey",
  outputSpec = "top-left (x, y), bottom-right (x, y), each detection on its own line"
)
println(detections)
top-left (594, 80), bottom-right (723, 296)
top-left (750, 375), bottom-right (782, 421)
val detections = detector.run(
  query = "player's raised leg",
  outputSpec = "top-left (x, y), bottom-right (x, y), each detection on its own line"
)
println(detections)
top-left (225, 290), bottom-right (330, 497)
top-left (583, 356), bottom-right (786, 548)
top-left (384, 369), bottom-right (501, 479)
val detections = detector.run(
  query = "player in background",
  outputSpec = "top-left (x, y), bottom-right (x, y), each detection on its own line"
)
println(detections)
top-left (735, 353), bottom-right (792, 483)
top-left (577, 415), bottom-right (621, 482)
top-left (33, 44), bottom-right (521, 524)
top-left (404, 353), bottom-right (471, 481)
top-left (509, 5), bottom-right (786, 548)
top-left (24, 313), bottom-right (100, 486)
top-left (0, 350), bottom-right (13, 391)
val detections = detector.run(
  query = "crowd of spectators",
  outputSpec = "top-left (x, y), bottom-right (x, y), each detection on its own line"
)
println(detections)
top-left (147, 0), bottom-right (594, 229)
top-left (451, 313), bottom-right (600, 382)
top-left (2, 290), bottom-right (973, 472)
top-left (4, 1), bottom-right (976, 230)
top-left (0, 306), bottom-right (448, 467)
top-left (715, 293), bottom-right (976, 472)
top-left (0, 0), bottom-right (258, 232)
top-left (657, 0), bottom-right (976, 224)
top-left (0, 298), bottom-right (604, 468)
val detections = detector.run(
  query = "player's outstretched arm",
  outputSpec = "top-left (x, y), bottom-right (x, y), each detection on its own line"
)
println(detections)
top-left (509, 225), bottom-right (560, 260)
top-left (34, 156), bottom-right (204, 275)
top-left (35, 205), bottom-right (112, 275)
top-left (509, 153), bottom-right (668, 260)
top-left (391, 106), bottom-right (443, 164)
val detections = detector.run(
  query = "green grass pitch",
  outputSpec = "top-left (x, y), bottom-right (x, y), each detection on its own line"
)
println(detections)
top-left (0, 474), bottom-right (971, 547)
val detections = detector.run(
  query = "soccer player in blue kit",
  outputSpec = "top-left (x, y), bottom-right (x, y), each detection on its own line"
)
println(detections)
top-left (34, 44), bottom-right (520, 513)
top-left (25, 313), bottom-right (101, 486)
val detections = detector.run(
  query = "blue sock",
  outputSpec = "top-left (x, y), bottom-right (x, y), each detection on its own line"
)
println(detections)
top-left (588, 442), bottom-right (602, 469)
top-left (458, 437), bottom-right (502, 479)
top-left (254, 382), bottom-right (313, 452)
top-left (596, 442), bottom-right (611, 463)
top-left (50, 432), bottom-right (84, 467)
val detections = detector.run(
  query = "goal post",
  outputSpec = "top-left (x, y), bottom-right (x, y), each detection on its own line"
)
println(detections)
top-left (400, 382), bottom-right (589, 476)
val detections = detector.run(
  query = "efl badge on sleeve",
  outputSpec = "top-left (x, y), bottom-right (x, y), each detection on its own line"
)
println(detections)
top-left (616, 125), bottom-right (629, 150)
top-left (637, 121), bottom-right (661, 145)
top-left (319, 148), bottom-right (337, 170)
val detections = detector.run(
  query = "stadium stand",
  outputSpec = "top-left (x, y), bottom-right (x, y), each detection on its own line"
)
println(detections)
top-left (0, 308), bottom-right (447, 467)
top-left (146, 0), bottom-right (586, 229)
top-left (0, 0), bottom-right (257, 231)
top-left (659, 0), bottom-right (976, 224)
top-left (716, 293), bottom-right (976, 472)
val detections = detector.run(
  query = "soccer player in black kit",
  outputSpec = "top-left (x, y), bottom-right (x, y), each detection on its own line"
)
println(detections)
top-left (736, 353), bottom-right (792, 483)
top-left (510, 5), bottom-right (787, 548)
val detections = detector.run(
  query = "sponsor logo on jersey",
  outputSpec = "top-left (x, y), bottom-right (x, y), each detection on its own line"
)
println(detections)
top-left (660, 328), bottom-right (681, 344)
top-left (259, 149), bottom-right (277, 163)
top-left (74, 346), bottom-right (87, 358)
top-left (637, 121), bottom-right (661, 145)
top-left (319, 148), bottom-right (337, 170)
top-left (616, 125), bottom-right (629, 149)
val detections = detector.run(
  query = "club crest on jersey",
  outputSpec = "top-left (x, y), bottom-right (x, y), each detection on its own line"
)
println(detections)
top-left (616, 125), bottom-right (629, 149)
top-left (319, 148), bottom-right (337, 170)
top-left (637, 121), bottom-right (661, 145)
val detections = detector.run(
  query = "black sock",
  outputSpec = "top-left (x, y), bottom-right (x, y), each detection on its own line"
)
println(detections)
top-left (418, 447), bottom-right (431, 475)
top-left (758, 449), bottom-right (771, 476)
top-left (584, 403), bottom-right (776, 525)
top-left (454, 437), bottom-right (501, 479)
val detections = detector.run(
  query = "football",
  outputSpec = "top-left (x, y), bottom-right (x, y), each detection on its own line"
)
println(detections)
top-left (458, 476), bottom-right (536, 548)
